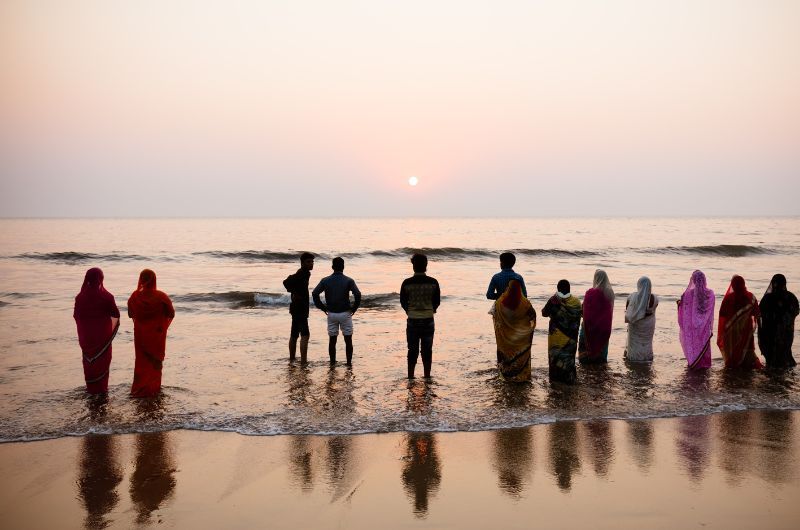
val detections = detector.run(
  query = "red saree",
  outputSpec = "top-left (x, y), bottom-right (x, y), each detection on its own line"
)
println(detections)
top-left (128, 270), bottom-right (175, 397)
top-left (717, 275), bottom-right (762, 370)
top-left (74, 268), bottom-right (120, 394)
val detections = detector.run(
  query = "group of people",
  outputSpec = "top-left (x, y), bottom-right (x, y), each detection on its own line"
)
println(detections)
top-left (488, 252), bottom-right (799, 385)
top-left (74, 252), bottom-right (798, 396)
top-left (74, 268), bottom-right (174, 396)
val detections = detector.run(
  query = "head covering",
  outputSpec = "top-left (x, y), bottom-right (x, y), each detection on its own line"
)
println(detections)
top-left (80, 268), bottom-right (106, 294)
top-left (137, 269), bottom-right (157, 291)
top-left (625, 276), bottom-right (652, 323)
top-left (593, 269), bottom-right (615, 303)
top-left (74, 268), bottom-right (117, 320)
top-left (501, 279), bottom-right (523, 310)
top-left (765, 273), bottom-right (787, 296)
top-left (720, 275), bottom-right (755, 318)
top-left (677, 270), bottom-right (715, 365)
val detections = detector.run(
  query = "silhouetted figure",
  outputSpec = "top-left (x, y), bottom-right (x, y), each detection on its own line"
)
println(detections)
top-left (78, 435), bottom-right (123, 529)
top-left (400, 254), bottom-right (440, 379)
top-left (401, 432), bottom-right (441, 518)
top-left (128, 269), bottom-right (175, 397)
top-left (284, 252), bottom-right (314, 363)
top-left (74, 268), bottom-right (120, 394)
top-left (486, 252), bottom-right (528, 300)
top-left (312, 257), bottom-right (361, 366)
top-left (129, 432), bottom-right (176, 525)
top-left (758, 274), bottom-right (799, 369)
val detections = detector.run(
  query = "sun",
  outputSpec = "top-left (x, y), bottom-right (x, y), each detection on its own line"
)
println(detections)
top-left (408, 176), bottom-right (419, 186)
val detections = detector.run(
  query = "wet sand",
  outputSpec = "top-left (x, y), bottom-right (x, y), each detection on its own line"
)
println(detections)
top-left (1, 410), bottom-right (798, 529)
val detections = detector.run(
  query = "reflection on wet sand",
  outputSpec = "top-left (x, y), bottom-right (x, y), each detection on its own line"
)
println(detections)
top-left (717, 410), bottom-right (755, 486)
top-left (129, 432), bottom-right (176, 525)
top-left (288, 435), bottom-right (314, 492)
top-left (675, 414), bottom-right (711, 483)
top-left (401, 432), bottom-right (441, 518)
top-left (547, 421), bottom-right (581, 492)
top-left (580, 420), bottom-right (614, 478)
top-left (626, 420), bottom-right (654, 473)
top-left (323, 368), bottom-right (358, 501)
top-left (491, 428), bottom-right (533, 499)
top-left (754, 410), bottom-right (796, 485)
top-left (77, 435), bottom-right (123, 530)
top-left (400, 381), bottom-right (441, 517)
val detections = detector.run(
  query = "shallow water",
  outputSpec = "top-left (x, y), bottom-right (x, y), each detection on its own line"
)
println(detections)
top-left (0, 218), bottom-right (798, 441)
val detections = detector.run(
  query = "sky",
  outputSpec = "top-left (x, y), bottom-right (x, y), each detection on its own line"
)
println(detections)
top-left (1, 0), bottom-right (798, 217)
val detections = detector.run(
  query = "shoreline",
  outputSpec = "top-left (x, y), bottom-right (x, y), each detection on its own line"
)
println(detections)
top-left (2, 410), bottom-right (799, 529)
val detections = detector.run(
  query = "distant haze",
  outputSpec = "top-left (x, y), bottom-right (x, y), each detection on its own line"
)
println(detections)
top-left (1, 1), bottom-right (798, 217)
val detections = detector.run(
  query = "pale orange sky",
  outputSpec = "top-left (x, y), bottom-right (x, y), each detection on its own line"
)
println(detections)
top-left (1, 0), bottom-right (798, 216)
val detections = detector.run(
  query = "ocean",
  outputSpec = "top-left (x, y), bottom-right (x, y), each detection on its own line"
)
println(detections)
top-left (0, 217), bottom-right (798, 442)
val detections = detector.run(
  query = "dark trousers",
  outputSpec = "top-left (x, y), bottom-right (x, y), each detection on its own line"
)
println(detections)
top-left (407, 318), bottom-right (435, 377)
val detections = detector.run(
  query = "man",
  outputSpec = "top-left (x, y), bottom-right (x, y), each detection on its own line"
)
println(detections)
top-left (312, 257), bottom-right (361, 366)
top-left (400, 253), bottom-right (441, 379)
top-left (283, 252), bottom-right (314, 363)
top-left (486, 252), bottom-right (528, 300)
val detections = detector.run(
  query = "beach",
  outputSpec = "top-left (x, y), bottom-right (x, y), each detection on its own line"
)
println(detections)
top-left (1, 410), bottom-right (799, 529)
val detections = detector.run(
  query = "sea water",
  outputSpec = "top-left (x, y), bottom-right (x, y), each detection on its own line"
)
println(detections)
top-left (0, 217), bottom-right (798, 441)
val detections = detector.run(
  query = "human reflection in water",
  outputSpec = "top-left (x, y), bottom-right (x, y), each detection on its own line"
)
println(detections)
top-left (579, 420), bottom-right (614, 478)
top-left (675, 415), bottom-right (711, 483)
top-left (626, 420), bottom-right (654, 473)
top-left (129, 432), bottom-right (176, 525)
top-left (547, 421), bottom-right (581, 492)
top-left (716, 411), bottom-right (755, 486)
top-left (755, 410), bottom-right (796, 486)
top-left (286, 364), bottom-right (312, 406)
top-left (78, 435), bottom-right (123, 530)
top-left (401, 381), bottom-right (441, 517)
top-left (624, 359), bottom-right (656, 402)
top-left (401, 432), bottom-right (441, 518)
top-left (288, 435), bottom-right (315, 492)
top-left (491, 428), bottom-right (533, 499)
top-left (323, 368), bottom-right (357, 501)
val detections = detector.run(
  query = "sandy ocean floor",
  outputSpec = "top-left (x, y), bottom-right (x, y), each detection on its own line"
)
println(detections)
top-left (1, 410), bottom-right (799, 529)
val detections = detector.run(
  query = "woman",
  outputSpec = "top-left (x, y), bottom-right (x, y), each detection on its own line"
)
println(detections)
top-left (677, 270), bottom-right (715, 370)
top-left (758, 274), bottom-right (799, 369)
top-left (624, 276), bottom-right (658, 362)
top-left (717, 275), bottom-right (761, 370)
top-left (74, 268), bottom-right (120, 394)
top-left (542, 280), bottom-right (582, 384)
top-left (578, 269), bottom-right (614, 364)
top-left (492, 280), bottom-right (536, 382)
top-left (128, 269), bottom-right (175, 397)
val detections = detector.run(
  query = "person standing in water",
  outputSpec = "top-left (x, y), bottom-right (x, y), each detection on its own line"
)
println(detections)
top-left (74, 267), bottom-right (120, 394)
top-left (400, 253), bottom-right (441, 379)
top-left (283, 252), bottom-right (314, 364)
top-left (128, 269), bottom-right (175, 398)
top-left (542, 279), bottom-right (582, 384)
top-left (486, 252), bottom-right (528, 300)
top-left (312, 257), bottom-right (361, 366)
